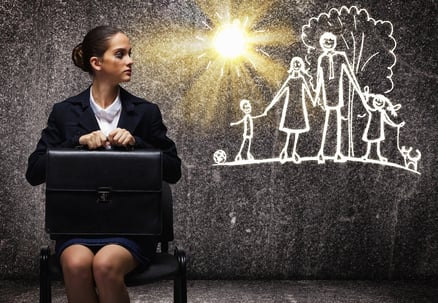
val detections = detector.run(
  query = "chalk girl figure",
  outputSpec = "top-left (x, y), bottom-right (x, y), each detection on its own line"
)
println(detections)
top-left (25, 26), bottom-right (181, 303)
top-left (263, 56), bottom-right (315, 163)
top-left (362, 86), bottom-right (405, 162)
top-left (230, 99), bottom-right (263, 161)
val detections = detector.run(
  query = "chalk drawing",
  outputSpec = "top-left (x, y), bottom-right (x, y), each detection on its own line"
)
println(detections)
top-left (314, 31), bottom-right (366, 163)
top-left (230, 99), bottom-right (265, 161)
top-left (213, 6), bottom-right (421, 174)
top-left (262, 57), bottom-right (316, 164)
top-left (361, 86), bottom-right (405, 163)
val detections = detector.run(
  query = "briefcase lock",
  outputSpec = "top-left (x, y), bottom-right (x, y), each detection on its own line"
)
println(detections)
top-left (97, 188), bottom-right (112, 203)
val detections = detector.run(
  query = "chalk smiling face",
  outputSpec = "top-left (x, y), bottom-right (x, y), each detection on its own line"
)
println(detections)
top-left (372, 97), bottom-right (385, 110)
top-left (240, 100), bottom-right (252, 114)
top-left (291, 58), bottom-right (303, 71)
top-left (320, 32), bottom-right (337, 51)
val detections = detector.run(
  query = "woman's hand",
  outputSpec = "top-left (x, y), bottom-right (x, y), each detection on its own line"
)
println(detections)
top-left (79, 130), bottom-right (107, 149)
top-left (107, 128), bottom-right (135, 147)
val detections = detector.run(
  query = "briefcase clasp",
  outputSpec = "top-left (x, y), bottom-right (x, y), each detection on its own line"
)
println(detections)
top-left (97, 188), bottom-right (112, 204)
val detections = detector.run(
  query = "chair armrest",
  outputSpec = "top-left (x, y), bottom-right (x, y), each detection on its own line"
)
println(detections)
top-left (173, 247), bottom-right (187, 303)
top-left (40, 245), bottom-right (51, 302)
top-left (41, 246), bottom-right (51, 258)
top-left (174, 247), bottom-right (186, 275)
top-left (40, 245), bottom-right (51, 280)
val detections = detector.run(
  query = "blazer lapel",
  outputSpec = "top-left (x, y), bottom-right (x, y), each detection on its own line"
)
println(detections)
top-left (73, 86), bottom-right (141, 134)
top-left (76, 87), bottom-right (100, 132)
top-left (117, 88), bottom-right (142, 132)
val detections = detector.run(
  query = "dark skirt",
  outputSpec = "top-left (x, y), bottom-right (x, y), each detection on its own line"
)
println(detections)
top-left (55, 236), bottom-right (158, 270)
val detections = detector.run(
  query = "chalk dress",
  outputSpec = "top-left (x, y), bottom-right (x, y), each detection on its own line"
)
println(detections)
top-left (277, 75), bottom-right (310, 133)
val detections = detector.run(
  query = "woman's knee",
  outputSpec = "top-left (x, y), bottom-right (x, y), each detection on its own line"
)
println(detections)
top-left (60, 246), bottom-right (94, 279)
top-left (93, 245), bottom-right (136, 286)
top-left (93, 254), bottom-right (124, 285)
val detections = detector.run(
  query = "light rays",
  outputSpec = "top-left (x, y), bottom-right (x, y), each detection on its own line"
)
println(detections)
top-left (212, 18), bottom-right (249, 59)
top-left (134, 1), bottom-right (296, 127)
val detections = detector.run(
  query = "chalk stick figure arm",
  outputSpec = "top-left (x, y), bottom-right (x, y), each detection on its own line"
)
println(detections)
top-left (302, 75), bottom-right (316, 106)
top-left (230, 118), bottom-right (245, 126)
top-left (383, 111), bottom-right (405, 128)
top-left (251, 113), bottom-right (266, 119)
top-left (264, 77), bottom-right (291, 114)
top-left (341, 53), bottom-right (366, 105)
top-left (314, 56), bottom-right (325, 107)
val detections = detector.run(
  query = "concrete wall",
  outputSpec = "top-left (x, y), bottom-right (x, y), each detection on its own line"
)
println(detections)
top-left (1, 0), bottom-right (437, 279)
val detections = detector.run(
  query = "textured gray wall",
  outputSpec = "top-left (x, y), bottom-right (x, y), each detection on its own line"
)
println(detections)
top-left (1, 0), bottom-right (437, 279)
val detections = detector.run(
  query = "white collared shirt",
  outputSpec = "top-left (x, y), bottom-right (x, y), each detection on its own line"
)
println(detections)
top-left (89, 88), bottom-right (122, 137)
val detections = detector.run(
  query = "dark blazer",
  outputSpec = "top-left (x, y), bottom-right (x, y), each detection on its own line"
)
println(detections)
top-left (26, 86), bottom-right (181, 185)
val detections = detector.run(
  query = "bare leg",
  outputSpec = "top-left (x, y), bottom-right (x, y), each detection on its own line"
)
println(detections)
top-left (60, 245), bottom-right (98, 303)
top-left (93, 244), bottom-right (139, 303)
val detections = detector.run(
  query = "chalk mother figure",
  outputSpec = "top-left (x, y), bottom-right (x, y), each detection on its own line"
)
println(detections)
top-left (263, 56), bottom-right (314, 163)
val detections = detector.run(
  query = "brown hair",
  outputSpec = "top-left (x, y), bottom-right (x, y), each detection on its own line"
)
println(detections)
top-left (72, 25), bottom-right (123, 73)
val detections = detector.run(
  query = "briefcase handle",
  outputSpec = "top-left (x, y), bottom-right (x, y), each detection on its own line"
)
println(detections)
top-left (75, 144), bottom-right (134, 151)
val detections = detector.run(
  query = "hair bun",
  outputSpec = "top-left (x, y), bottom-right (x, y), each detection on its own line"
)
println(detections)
top-left (72, 43), bottom-right (87, 72)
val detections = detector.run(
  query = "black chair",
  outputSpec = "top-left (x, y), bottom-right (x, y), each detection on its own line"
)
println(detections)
top-left (39, 182), bottom-right (187, 303)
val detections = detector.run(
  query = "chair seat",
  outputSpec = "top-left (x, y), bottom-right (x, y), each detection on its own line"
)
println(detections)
top-left (48, 252), bottom-right (180, 286)
top-left (126, 253), bottom-right (180, 285)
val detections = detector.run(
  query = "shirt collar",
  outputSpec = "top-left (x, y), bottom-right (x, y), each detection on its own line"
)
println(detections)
top-left (89, 87), bottom-right (122, 122)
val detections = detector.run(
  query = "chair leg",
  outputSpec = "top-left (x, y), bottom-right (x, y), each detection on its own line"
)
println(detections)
top-left (173, 247), bottom-right (187, 303)
top-left (40, 246), bottom-right (52, 303)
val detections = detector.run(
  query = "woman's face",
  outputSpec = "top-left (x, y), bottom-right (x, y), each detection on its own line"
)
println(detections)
top-left (98, 32), bottom-right (133, 84)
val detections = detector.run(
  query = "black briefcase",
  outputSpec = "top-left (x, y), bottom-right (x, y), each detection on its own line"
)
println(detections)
top-left (45, 148), bottom-right (162, 236)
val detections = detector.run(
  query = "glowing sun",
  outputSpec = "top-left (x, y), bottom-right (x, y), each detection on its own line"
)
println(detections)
top-left (136, 1), bottom-right (296, 126)
top-left (213, 19), bottom-right (248, 59)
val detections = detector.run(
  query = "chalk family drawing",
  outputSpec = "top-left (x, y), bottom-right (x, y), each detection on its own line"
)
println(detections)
top-left (213, 6), bottom-right (421, 174)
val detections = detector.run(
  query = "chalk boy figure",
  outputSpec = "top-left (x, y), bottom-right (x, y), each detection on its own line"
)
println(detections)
top-left (230, 99), bottom-right (263, 161)
top-left (362, 86), bottom-right (405, 162)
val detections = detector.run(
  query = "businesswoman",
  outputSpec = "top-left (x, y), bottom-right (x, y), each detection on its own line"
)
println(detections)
top-left (26, 25), bottom-right (181, 303)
